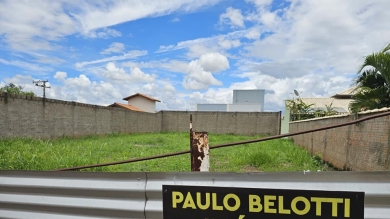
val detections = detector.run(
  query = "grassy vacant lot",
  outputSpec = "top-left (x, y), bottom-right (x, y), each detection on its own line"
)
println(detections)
top-left (0, 132), bottom-right (330, 172)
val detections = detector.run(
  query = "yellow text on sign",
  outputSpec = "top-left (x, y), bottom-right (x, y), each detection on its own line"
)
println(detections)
top-left (172, 191), bottom-right (240, 211)
top-left (249, 195), bottom-right (350, 217)
top-left (172, 191), bottom-right (351, 217)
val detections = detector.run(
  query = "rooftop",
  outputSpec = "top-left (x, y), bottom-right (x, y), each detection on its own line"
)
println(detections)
top-left (123, 93), bottom-right (161, 102)
top-left (299, 97), bottom-right (352, 113)
top-left (331, 86), bottom-right (359, 98)
top-left (108, 102), bottom-right (144, 112)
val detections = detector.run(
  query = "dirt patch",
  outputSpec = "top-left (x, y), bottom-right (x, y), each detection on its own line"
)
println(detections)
top-left (242, 165), bottom-right (262, 172)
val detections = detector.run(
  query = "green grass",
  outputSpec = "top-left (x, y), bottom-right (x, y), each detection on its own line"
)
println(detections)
top-left (0, 132), bottom-right (330, 172)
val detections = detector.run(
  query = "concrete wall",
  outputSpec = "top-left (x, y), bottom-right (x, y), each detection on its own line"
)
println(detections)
top-left (196, 104), bottom-right (227, 112)
top-left (0, 93), bottom-right (160, 139)
top-left (160, 111), bottom-right (280, 136)
top-left (196, 104), bottom-right (263, 112)
top-left (227, 104), bottom-right (262, 112)
top-left (281, 102), bottom-right (291, 134)
top-left (290, 113), bottom-right (390, 171)
top-left (0, 93), bottom-right (281, 138)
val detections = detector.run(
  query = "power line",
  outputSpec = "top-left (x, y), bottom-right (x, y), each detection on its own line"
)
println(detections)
top-left (33, 80), bottom-right (50, 99)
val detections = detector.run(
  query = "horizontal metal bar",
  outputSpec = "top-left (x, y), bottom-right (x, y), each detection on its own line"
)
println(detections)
top-left (0, 171), bottom-right (389, 219)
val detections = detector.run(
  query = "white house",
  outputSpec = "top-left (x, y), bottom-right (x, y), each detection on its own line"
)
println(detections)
top-left (196, 89), bottom-right (265, 112)
top-left (280, 87), bottom-right (357, 134)
top-left (298, 86), bottom-right (358, 114)
top-left (109, 93), bottom-right (160, 113)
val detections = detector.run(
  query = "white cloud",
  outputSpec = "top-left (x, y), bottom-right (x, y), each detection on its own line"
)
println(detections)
top-left (238, 59), bottom-right (317, 78)
top-left (156, 30), bottom-right (249, 58)
top-left (131, 80), bottom-right (179, 110)
top-left (181, 53), bottom-right (228, 90)
top-left (157, 37), bottom-right (214, 53)
top-left (63, 74), bottom-right (92, 87)
top-left (85, 28), bottom-right (122, 39)
top-left (100, 62), bottom-right (156, 84)
top-left (259, 11), bottom-right (278, 27)
top-left (0, 0), bottom-right (221, 51)
top-left (3, 0), bottom-right (390, 113)
top-left (188, 88), bottom-right (232, 104)
top-left (54, 71), bottom-right (67, 81)
top-left (218, 39), bottom-right (241, 49)
top-left (100, 42), bottom-right (125, 54)
top-left (0, 58), bottom-right (51, 72)
top-left (158, 37), bottom-right (222, 58)
top-left (32, 71), bottom-right (125, 104)
top-left (75, 0), bottom-right (221, 33)
top-left (3, 72), bottom-right (170, 106)
top-left (1, 74), bottom-right (43, 95)
top-left (129, 67), bottom-right (156, 83)
top-left (156, 29), bottom-right (251, 53)
top-left (219, 7), bottom-right (245, 28)
top-left (0, 1), bottom-right (77, 51)
top-left (76, 50), bottom-right (148, 68)
top-left (186, 44), bottom-right (221, 59)
top-left (53, 78), bottom-right (122, 105)
top-left (229, 71), bottom-right (353, 111)
top-left (163, 83), bottom-right (176, 92)
top-left (171, 18), bottom-right (180, 22)
top-left (245, 0), bottom-right (390, 71)
top-left (123, 59), bottom-right (189, 73)
top-left (245, 0), bottom-right (273, 7)
top-left (20, 52), bottom-right (66, 65)
top-left (198, 53), bottom-right (229, 72)
top-left (182, 60), bottom-right (222, 90)
top-left (4, 74), bottom-right (34, 85)
top-left (244, 27), bottom-right (262, 39)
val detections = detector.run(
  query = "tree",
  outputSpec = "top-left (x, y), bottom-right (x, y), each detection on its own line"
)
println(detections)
top-left (323, 102), bottom-right (338, 116)
top-left (286, 98), bottom-right (314, 121)
top-left (0, 83), bottom-right (35, 97)
top-left (350, 43), bottom-right (390, 113)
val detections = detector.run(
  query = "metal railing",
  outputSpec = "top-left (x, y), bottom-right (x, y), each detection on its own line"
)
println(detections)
top-left (0, 170), bottom-right (389, 219)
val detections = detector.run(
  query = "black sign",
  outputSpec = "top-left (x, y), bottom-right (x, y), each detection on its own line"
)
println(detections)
top-left (163, 185), bottom-right (364, 219)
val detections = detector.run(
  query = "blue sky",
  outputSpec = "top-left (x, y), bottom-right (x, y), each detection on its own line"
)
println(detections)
top-left (1, 0), bottom-right (389, 112)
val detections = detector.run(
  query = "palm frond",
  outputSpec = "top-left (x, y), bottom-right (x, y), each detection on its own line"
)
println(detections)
top-left (355, 68), bottom-right (385, 88)
top-left (382, 42), bottom-right (390, 53)
top-left (349, 87), bottom-right (388, 113)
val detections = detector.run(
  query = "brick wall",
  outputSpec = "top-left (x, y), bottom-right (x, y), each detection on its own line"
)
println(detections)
top-left (0, 93), bottom-right (281, 139)
top-left (160, 111), bottom-right (280, 135)
top-left (0, 93), bottom-right (160, 138)
top-left (290, 113), bottom-right (390, 171)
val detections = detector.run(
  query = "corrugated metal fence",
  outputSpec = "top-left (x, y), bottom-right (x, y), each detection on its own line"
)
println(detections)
top-left (0, 171), bottom-right (389, 219)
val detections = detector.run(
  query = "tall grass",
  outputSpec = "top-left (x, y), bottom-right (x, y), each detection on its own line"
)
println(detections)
top-left (0, 132), bottom-right (330, 172)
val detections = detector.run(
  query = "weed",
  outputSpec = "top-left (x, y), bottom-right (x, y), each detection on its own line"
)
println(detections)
top-left (0, 133), bottom-right (331, 172)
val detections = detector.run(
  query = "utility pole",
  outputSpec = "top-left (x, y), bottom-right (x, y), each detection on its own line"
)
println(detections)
top-left (33, 80), bottom-right (50, 99)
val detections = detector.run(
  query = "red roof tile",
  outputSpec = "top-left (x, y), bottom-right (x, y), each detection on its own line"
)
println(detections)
top-left (108, 102), bottom-right (144, 112)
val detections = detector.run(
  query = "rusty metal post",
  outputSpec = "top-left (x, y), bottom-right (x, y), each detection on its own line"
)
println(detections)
top-left (190, 114), bottom-right (193, 171)
top-left (190, 115), bottom-right (210, 171)
top-left (191, 132), bottom-right (210, 171)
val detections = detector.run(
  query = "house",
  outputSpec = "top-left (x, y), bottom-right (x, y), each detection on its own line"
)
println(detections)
top-left (281, 86), bottom-right (357, 134)
top-left (299, 86), bottom-right (358, 114)
top-left (109, 93), bottom-right (161, 113)
top-left (196, 89), bottom-right (265, 112)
